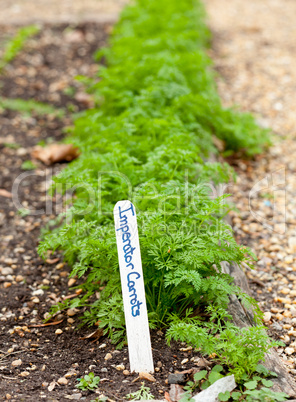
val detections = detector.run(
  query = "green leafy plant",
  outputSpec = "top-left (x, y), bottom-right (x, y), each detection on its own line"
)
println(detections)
top-left (180, 366), bottom-right (224, 401)
top-left (38, 0), bottom-right (272, 382)
top-left (126, 382), bottom-right (154, 400)
top-left (0, 25), bottom-right (40, 70)
top-left (0, 97), bottom-right (64, 117)
top-left (167, 307), bottom-right (282, 381)
top-left (76, 372), bottom-right (100, 391)
top-left (181, 364), bottom-right (288, 402)
top-left (3, 142), bottom-right (20, 149)
top-left (21, 160), bottom-right (36, 170)
top-left (218, 374), bottom-right (288, 401)
top-left (18, 208), bottom-right (30, 217)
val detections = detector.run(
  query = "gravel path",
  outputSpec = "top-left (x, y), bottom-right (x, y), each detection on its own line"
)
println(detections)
top-left (206, 0), bottom-right (296, 374)
top-left (0, 0), bottom-right (128, 25)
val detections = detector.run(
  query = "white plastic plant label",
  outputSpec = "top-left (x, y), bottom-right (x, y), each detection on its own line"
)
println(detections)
top-left (114, 200), bottom-right (154, 373)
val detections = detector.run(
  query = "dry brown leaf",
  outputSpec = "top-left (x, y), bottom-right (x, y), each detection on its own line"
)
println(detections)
top-left (31, 144), bottom-right (80, 165)
top-left (28, 319), bottom-right (63, 328)
top-left (74, 92), bottom-right (94, 108)
top-left (169, 384), bottom-right (185, 402)
top-left (165, 391), bottom-right (173, 402)
top-left (63, 293), bottom-right (79, 300)
top-left (46, 258), bottom-right (60, 265)
top-left (79, 328), bottom-right (103, 341)
top-left (139, 372), bottom-right (156, 382)
top-left (0, 189), bottom-right (12, 198)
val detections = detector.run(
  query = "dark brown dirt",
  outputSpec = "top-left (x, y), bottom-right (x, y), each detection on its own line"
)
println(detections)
top-left (0, 23), bottom-right (204, 402)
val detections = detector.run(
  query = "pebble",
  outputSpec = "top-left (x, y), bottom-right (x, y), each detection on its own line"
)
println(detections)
top-left (181, 358), bottom-right (189, 365)
top-left (57, 377), bottom-right (68, 385)
top-left (3, 282), bottom-right (11, 288)
top-left (65, 371), bottom-right (77, 378)
top-left (11, 359), bottom-right (22, 367)
top-left (116, 364), bottom-right (125, 371)
top-left (68, 278), bottom-right (76, 287)
top-left (15, 275), bottom-right (24, 282)
top-left (55, 329), bottom-right (63, 335)
top-left (19, 371), bottom-right (30, 377)
top-left (289, 237), bottom-right (296, 253)
top-left (285, 347), bottom-right (295, 355)
top-left (1, 267), bottom-right (13, 276)
top-left (104, 353), bottom-right (112, 361)
top-left (263, 312), bottom-right (272, 322)
top-left (64, 394), bottom-right (82, 400)
top-left (67, 308), bottom-right (78, 317)
top-left (98, 343), bottom-right (107, 349)
top-left (123, 370), bottom-right (130, 375)
top-left (101, 368), bottom-right (108, 373)
top-left (32, 297), bottom-right (40, 304)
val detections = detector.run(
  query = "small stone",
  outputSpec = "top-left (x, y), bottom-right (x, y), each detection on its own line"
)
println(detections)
top-left (15, 275), bottom-right (24, 282)
top-left (283, 310), bottom-right (292, 318)
top-left (6, 394), bottom-right (12, 400)
top-left (157, 361), bottom-right (162, 368)
top-left (104, 353), bottom-right (112, 361)
top-left (168, 372), bottom-right (190, 384)
top-left (41, 365), bottom-right (46, 371)
top-left (32, 297), bottom-right (40, 304)
top-left (280, 288), bottom-right (290, 295)
top-left (32, 289), bottom-right (44, 296)
top-left (67, 318), bottom-right (75, 324)
top-left (116, 364), bottom-right (125, 371)
top-left (139, 372), bottom-right (156, 382)
top-left (271, 322), bottom-right (283, 331)
top-left (123, 370), bottom-right (130, 376)
top-left (55, 329), bottom-right (63, 335)
top-left (3, 282), bottom-right (11, 288)
top-left (98, 343), bottom-right (107, 349)
top-left (289, 237), bottom-right (296, 252)
top-left (181, 358), bottom-right (189, 365)
top-left (68, 278), bottom-right (76, 287)
top-left (57, 377), bottom-right (68, 385)
top-left (64, 394), bottom-right (82, 400)
top-left (48, 381), bottom-right (56, 391)
top-left (179, 346), bottom-right (192, 352)
top-left (65, 371), bottom-right (77, 378)
top-left (263, 312), bottom-right (272, 322)
top-left (67, 308), bottom-right (78, 317)
top-left (101, 368), bottom-right (108, 373)
top-left (285, 347), bottom-right (295, 355)
top-left (271, 307), bottom-right (279, 313)
top-left (1, 267), bottom-right (13, 276)
top-left (19, 371), bottom-right (30, 377)
top-left (11, 359), bottom-right (22, 367)
top-left (276, 313), bottom-right (284, 321)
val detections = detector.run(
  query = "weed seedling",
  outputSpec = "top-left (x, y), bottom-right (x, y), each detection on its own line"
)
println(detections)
top-left (126, 382), bottom-right (154, 400)
top-left (21, 160), bottom-right (36, 170)
top-left (76, 372), bottom-right (100, 391)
